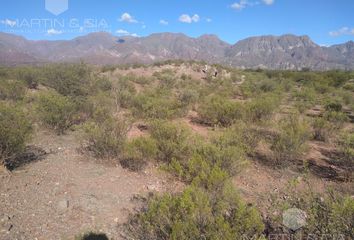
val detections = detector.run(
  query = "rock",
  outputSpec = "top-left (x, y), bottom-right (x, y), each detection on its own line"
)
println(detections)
top-left (57, 199), bottom-right (69, 213)
top-left (146, 184), bottom-right (158, 191)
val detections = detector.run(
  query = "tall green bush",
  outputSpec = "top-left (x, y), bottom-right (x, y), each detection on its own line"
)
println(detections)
top-left (125, 179), bottom-right (264, 240)
top-left (82, 117), bottom-right (130, 158)
top-left (271, 114), bottom-right (310, 164)
top-left (36, 91), bottom-right (77, 134)
top-left (0, 103), bottom-right (32, 162)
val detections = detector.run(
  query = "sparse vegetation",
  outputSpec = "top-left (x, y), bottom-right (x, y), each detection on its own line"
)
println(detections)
top-left (0, 62), bottom-right (353, 239)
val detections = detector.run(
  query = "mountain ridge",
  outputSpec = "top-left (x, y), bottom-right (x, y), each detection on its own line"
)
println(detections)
top-left (0, 31), bottom-right (353, 70)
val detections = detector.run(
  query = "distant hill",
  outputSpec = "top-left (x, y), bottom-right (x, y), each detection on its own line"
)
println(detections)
top-left (0, 31), bottom-right (353, 70)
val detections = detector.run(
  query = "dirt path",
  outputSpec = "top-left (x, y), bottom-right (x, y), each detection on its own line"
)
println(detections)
top-left (0, 129), bottom-right (180, 240)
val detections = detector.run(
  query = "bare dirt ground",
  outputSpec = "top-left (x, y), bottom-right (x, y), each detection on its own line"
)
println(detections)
top-left (0, 129), bottom-right (181, 240)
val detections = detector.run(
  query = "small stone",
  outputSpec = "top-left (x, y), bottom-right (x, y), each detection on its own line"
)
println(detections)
top-left (57, 199), bottom-right (69, 212)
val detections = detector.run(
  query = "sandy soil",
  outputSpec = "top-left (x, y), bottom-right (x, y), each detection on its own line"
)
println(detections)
top-left (0, 129), bottom-right (181, 240)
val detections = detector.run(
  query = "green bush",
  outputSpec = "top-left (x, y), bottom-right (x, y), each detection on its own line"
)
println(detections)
top-left (82, 117), bottom-right (130, 158)
top-left (0, 79), bottom-right (26, 101)
top-left (150, 120), bottom-right (191, 163)
top-left (0, 103), bottom-right (32, 162)
top-left (41, 63), bottom-right (91, 97)
top-left (112, 76), bottom-right (137, 109)
top-left (197, 95), bottom-right (244, 127)
top-left (125, 179), bottom-right (264, 240)
top-left (35, 91), bottom-right (77, 134)
top-left (133, 89), bottom-right (182, 119)
top-left (245, 94), bottom-right (279, 123)
top-left (292, 87), bottom-right (317, 113)
top-left (168, 123), bottom-right (251, 182)
top-left (338, 132), bottom-right (354, 167)
top-left (121, 136), bottom-right (158, 171)
top-left (271, 114), bottom-right (310, 164)
top-left (325, 102), bottom-right (342, 112)
top-left (84, 93), bottom-right (113, 122)
top-left (169, 143), bottom-right (247, 183)
top-left (323, 110), bottom-right (349, 128)
top-left (177, 88), bottom-right (199, 109)
top-left (312, 117), bottom-right (335, 142)
top-left (153, 69), bottom-right (176, 88)
top-left (16, 67), bottom-right (39, 89)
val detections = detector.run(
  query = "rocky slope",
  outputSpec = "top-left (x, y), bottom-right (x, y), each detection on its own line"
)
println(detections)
top-left (0, 31), bottom-right (353, 70)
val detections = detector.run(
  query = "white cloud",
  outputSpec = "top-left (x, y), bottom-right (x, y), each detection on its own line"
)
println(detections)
top-left (116, 29), bottom-right (139, 37)
top-left (119, 12), bottom-right (138, 23)
top-left (192, 14), bottom-right (200, 22)
top-left (206, 18), bottom-right (212, 23)
top-left (1, 19), bottom-right (16, 27)
top-left (179, 14), bottom-right (200, 23)
top-left (231, 0), bottom-right (273, 10)
top-left (47, 28), bottom-right (63, 35)
top-left (231, 0), bottom-right (251, 10)
top-left (160, 19), bottom-right (169, 25)
top-left (116, 29), bottom-right (130, 35)
top-left (329, 27), bottom-right (354, 37)
top-left (262, 0), bottom-right (274, 5)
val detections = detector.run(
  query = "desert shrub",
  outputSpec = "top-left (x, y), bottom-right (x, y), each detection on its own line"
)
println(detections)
top-left (215, 122), bottom-right (261, 154)
top-left (0, 103), bottom-right (32, 163)
top-left (325, 102), bottom-right (342, 112)
top-left (168, 123), bottom-right (251, 182)
top-left (337, 132), bottom-right (354, 167)
top-left (133, 89), bottom-right (183, 119)
top-left (180, 73), bottom-right (191, 81)
top-left (121, 136), bottom-right (158, 171)
top-left (127, 74), bottom-right (153, 85)
top-left (41, 63), bottom-right (91, 97)
top-left (0, 79), bottom-right (26, 101)
top-left (101, 65), bottom-right (116, 73)
top-left (245, 94), bottom-right (279, 123)
top-left (153, 69), bottom-right (176, 88)
top-left (177, 88), bottom-right (199, 109)
top-left (90, 76), bottom-right (112, 92)
top-left (196, 142), bottom-right (247, 176)
top-left (311, 117), bottom-right (335, 142)
top-left (271, 114), bottom-right (310, 164)
top-left (197, 95), bottom-right (244, 127)
top-left (323, 110), bottom-right (349, 129)
top-left (150, 120), bottom-right (191, 163)
top-left (112, 77), bottom-right (136, 109)
top-left (84, 93), bottom-right (113, 122)
top-left (292, 87), bottom-right (317, 113)
top-left (343, 81), bottom-right (354, 91)
top-left (35, 91), bottom-right (77, 134)
top-left (82, 117), bottom-right (130, 158)
top-left (124, 180), bottom-right (264, 240)
top-left (16, 67), bottom-right (39, 89)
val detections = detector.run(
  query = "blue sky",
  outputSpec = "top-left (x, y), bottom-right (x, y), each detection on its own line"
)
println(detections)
top-left (0, 0), bottom-right (353, 45)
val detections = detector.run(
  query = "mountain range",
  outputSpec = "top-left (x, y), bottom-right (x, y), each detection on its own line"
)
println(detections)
top-left (0, 31), bottom-right (353, 70)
